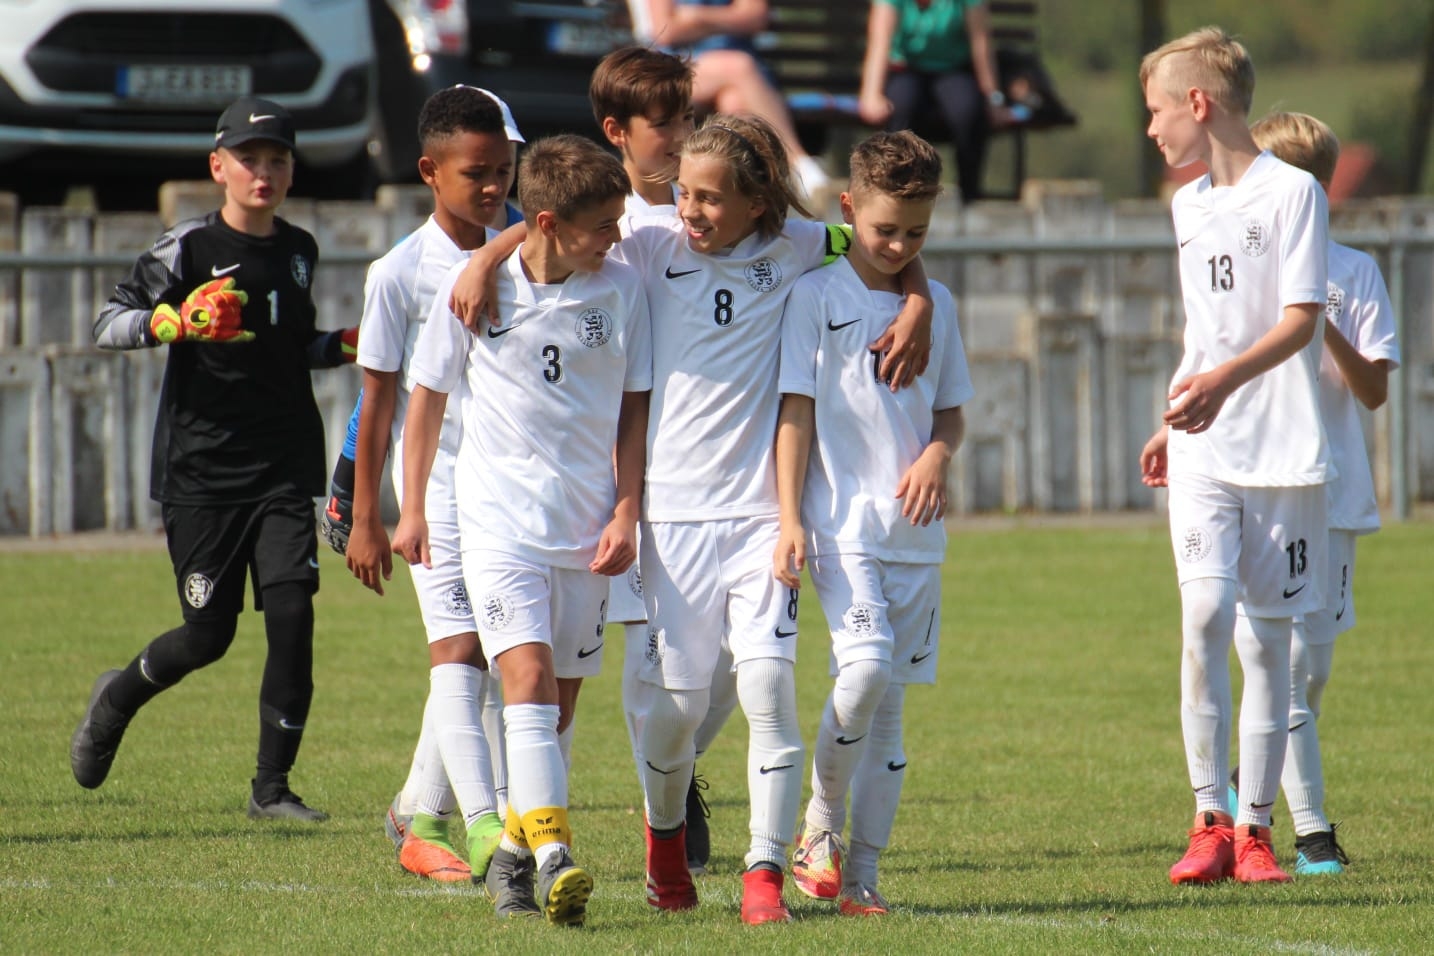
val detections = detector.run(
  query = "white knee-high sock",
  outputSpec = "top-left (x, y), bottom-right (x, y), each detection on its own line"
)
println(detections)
top-left (480, 671), bottom-right (508, 819)
top-left (398, 698), bottom-right (438, 815)
top-left (414, 692), bottom-right (457, 819)
top-left (1180, 577), bottom-right (1237, 815)
top-left (737, 657), bottom-right (804, 869)
top-left (806, 659), bottom-right (892, 834)
top-left (504, 702), bottom-right (567, 868)
top-left (430, 663), bottom-right (497, 828)
top-left (640, 685), bottom-right (708, 829)
top-left (694, 645), bottom-right (739, 757)
top-left (1232, 613), bottom-right (1292, 828)
top-left (849, 683), bottom-right (906, 890)
top-left (558, 721), bottom-right (574, 774)
top-left (622, 623), bottom-right (652, 780)
top-left (1283, 614), bottom-right (1336, 835)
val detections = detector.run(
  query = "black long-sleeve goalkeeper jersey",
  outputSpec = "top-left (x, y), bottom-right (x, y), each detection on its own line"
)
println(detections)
top-left (94, 211), bottom-right (349, 505)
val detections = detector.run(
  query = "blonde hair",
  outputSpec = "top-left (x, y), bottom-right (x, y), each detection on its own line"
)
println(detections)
top-left (1139, 26), bottom-right (1255, 117)
top-left (682, 113), bottom-right (811, 238)
top-left (849, 131), bottom-right (943, 202)
top-left (517, 134), bottom-right (629, 221)
top-left (1251, 111), bottom-right (1339, 187)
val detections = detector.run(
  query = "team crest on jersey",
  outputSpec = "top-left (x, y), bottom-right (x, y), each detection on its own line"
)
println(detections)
top-left (1239, 219), bottom-right (1272, 257)
top-left (1178, 526), bottom-right (1213, 564)
top-left (291, 254), bottom-right (311, 288)
top-left (184, 572), bottom-right (213, 609)
top-left (646, 627), bottom-right (663, 666)
top-left (745, 257), bottom-right (782, 292)
top-left (843, 602), bottom-right (879, 636)
top-left (1325, 281), bottom-right (1345, 324)
top-left (444, 583), bottom-right (472, 617)
top-left (480, 593), bottom-right (515, 631)
top-left (627, 565), bottom-right (643, 599)
top-left (575, 308), bottom-right (613, 348)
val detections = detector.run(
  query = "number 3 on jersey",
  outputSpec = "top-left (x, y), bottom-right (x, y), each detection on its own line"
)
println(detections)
top-left (542, 344), bottom-right (563, 383)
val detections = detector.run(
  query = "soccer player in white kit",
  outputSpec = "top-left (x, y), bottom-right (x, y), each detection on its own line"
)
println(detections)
top-left (591, 45), bottom-right (738, 874)
top-left (393, 135), bottom-right (650, 926)
top-left (774, 131), bottom-right (973, 917)
top-left (1138, 28), bottom-right (1331, 886)
top-left (617, 114), bottom-right (932, 924)
top-left (342, 86), bottom-right (521, 882)
top-left (1229, 110), bottom-right (1401, 876)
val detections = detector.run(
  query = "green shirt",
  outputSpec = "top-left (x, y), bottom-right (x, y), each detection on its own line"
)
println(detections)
top-left (878, 0), bottom-right (981, 73)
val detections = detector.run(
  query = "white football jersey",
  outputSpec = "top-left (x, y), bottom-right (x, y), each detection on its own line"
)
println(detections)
top-left (621, 188), bottom-right (676, 236)
top-left (617, 215), bottom-right (843, 521)
top-left (355, 217), bottom-right (498, 517)
top-left (408, 249), bottom-right (653, 568)
top-left (779, 259), bottom-right (974, 563)
top-left (1321, 241), bottom-right (1401, 533)
top-left (1166, 151), bottom-right (1330, 487)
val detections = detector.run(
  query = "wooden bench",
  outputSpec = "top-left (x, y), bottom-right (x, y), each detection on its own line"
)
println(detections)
top-left (753, 0), bottom-right (1078, 199)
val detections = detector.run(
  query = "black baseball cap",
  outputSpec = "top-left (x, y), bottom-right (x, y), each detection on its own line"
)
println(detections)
top-left (214, 96), bottom-right (297, 151)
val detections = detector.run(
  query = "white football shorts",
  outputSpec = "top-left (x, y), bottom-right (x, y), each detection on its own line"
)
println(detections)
top-left (410, 517), bottom-right (478, 644)
top-left (808, 552), bottom-right (942, 685)
top-left (1167, 473), bottom-right (1326, 618)
top-left (461, 549), bottom-right (609, 679)
top-left (639, 516), bottom-right (800, 690)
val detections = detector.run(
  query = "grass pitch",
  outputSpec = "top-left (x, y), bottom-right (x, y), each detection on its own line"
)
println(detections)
top-left (3, 520), bottom-right (1432, 954)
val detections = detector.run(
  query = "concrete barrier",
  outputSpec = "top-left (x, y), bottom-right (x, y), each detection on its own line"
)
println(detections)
top-left (0, 182), bottom-right (1430, 536)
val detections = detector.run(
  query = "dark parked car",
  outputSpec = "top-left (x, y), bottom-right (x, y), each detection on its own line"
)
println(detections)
top-left (370, 0), bottom-right (633, 182)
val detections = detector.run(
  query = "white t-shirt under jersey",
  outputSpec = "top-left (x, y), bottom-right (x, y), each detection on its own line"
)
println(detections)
top-left (408, 250), bottom-right (652, 569)
top-left (355, 217), bottom-right (499, 517)
top-left (616, 215), bottom-right (842, 522)
top-left (1166, 151), bottom-right (1330, 487)
top-left (1322, 241), bottom-right (1401, 533)
top-left (779, 258), bottom-right (974, 563)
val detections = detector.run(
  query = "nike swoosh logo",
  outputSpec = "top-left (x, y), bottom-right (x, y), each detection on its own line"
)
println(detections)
top-left (835, 735), bottom-right (865, 746)
top-left (248, 113), bottom-right (276, 123)
top-left (758, 763), bottom-right (793, 775)
top-left (486, 324), bottom-right (515, 338)
top-left (577, 643), bottom-right (603, 659)
top-left (211, 263), bottom-right (241, 277)
top-left (1179, 236), bottom-right (1196, 248)
top-left (774, 627), bottom-right (797, 639)
top-left (910, 651), bottom-right (933, 664)
top-left (278, 718), bottom-right (304, 731)
top-left (307, 558), bottom-right (320, 569)
top-left (645, 760), bottom-right (678, 775)
top-left (826, 318), bottom-right (861, 331)
top-left (1283, 584), bottom-right (1307, 599)
top-left (665, 266), bottom-right (701, 279)
top-left (886, 761), bottom-right (906, 772)
top-left (1335, 603), bottom-right (1346, 621)
top-left (1288, 720), bottom-right (1308, 733)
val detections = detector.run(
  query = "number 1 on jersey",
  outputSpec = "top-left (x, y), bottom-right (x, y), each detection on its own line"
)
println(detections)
top-left (267, 289), bottom-right (279, 325)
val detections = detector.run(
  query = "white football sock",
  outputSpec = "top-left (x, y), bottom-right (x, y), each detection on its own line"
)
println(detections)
top-left (414, 692), bottom-right (457, 819)
top-left (503, 703), bottom-right (567, 866)
top-left (806, 659), bottom-right (892, 834)
top-left (480, 670), bottom-right (508, 819)
top-left (694, 644), bottom-right (739, 757)
top-left (430, 662), bottom-right (497, 828)
top-left (1232, 612), bottom-right (1292, 828)
top-left (397, 701), bottom-right (436, 815)
top-left (737, 657), bottom-right (804, 869)
top-left (849, 683), bottom-right (906, 888)
top-left (1284, 614), bottom-right (1336, 835)
top-left (558, 721), bottom-right (574, 774)
top-left (622, 623), bottom-right (652, 780)
top-left (1180, 577), bottom-right (1237, 815)
top-left (640, 685), bottom-right (708, 830)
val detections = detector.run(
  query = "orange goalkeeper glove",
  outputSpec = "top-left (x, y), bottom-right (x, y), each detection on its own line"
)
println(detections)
top-left (150, 277), bottom-right (254, 344)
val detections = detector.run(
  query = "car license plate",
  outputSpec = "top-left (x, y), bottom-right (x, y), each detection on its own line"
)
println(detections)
top-left (117, 65), bottom-right (252, 104)
top-left (547, 21), bottom-right (632, 56)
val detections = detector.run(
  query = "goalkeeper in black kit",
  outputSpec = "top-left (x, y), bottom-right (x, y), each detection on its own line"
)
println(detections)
top-left (73, 97), bottom-right (358, 821)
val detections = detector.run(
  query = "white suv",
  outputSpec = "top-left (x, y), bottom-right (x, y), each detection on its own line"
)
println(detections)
top-left (0, 0), bottom-right (378, 205)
